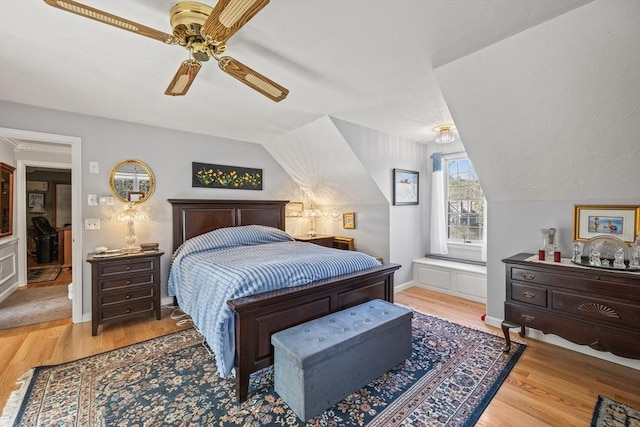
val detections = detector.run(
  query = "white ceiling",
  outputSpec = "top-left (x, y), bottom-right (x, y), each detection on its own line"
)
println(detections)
top-left (0, 0), bottom-right (589, 144)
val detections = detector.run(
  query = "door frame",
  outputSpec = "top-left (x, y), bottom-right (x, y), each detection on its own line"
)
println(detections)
top-left (0, 127), bottom-right (83, 323)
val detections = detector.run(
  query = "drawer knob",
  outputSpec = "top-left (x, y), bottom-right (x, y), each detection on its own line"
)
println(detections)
top-left (126, 266), bottom-right (131, 271)
top-left (521, 314), bottom-right (535, 323)
top-left (523, 290), bottom-right (536, 299)
top-left (522, 273), bottom-right (535, 280)
top-left (126, 308), bottom-right (132, 314)
top-left (126, 280), bottom-right (131, 285)
top-left (126, 294), bottom-right (131, 299)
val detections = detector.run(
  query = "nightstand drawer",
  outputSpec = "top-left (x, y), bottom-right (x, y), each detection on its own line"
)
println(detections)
top-left (100, 286), bottom-right (154, 306)
top-left (511, 283), bottom-right (547, 307)
top-left (99, 258), bottom-right (155, 276)
top-left (100, 299), bottom-right (155, 322)
top-left (100, 273), bottom-right (155, 291)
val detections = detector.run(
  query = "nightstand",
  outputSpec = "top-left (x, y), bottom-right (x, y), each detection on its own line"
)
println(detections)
top-left (294, 235), bottom-right (335, 248)
top-left (86, 250), bottom-right (164, 336)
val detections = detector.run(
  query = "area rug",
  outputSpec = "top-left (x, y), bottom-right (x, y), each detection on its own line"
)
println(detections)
top-left (0, 285), bottom-right (71, 330)
top-left (591, 396), bottom-right (640, 427)
top-left (27, 266), bottom-right (61, 284)
top-left (2, 310), bottom-right (525, 426)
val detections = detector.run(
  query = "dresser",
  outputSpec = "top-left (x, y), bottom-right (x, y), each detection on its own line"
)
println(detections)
top-left (294, 235), bottom-right (335, 248)
top-left (502, 253), bottom-right (640, 359)
top-left (87, 250), bottom-right (164, 336)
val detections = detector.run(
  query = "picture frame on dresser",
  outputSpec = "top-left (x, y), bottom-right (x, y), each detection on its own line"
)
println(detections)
top-left (572, 204), bottom-right (640, 243)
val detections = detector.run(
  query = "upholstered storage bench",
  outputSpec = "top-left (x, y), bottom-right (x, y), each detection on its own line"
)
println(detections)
top-left (271, 299), bottom-right (413, 421)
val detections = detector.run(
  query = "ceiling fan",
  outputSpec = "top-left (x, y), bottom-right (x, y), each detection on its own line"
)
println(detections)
top-left (43, 0), bottom-right (289, 102)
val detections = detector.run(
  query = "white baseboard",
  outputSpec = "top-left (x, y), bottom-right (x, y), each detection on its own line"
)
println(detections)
top-left (0, 282), bottom-right (19, 304)
top-left (394, 280), bottom-right (414, 293)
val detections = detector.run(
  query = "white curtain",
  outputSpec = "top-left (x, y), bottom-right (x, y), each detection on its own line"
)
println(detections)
top-left (481, 198), bottom-right (488, 262)
top-left (430, 153), bottom-right (448, 254)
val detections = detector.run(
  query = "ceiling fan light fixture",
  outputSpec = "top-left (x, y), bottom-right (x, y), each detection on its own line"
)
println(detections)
top-left (435, 124), bottom-right (455, 144)
top-left (165, 59), bottom-right (201, 96)
top-left (218, 56), bottom-right (288, 102)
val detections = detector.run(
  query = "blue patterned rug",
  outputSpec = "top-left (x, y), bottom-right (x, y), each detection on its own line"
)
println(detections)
top-left (591, 396), bottom-right (640, 427)
top-left (4, 310), bottom-right (525, 426)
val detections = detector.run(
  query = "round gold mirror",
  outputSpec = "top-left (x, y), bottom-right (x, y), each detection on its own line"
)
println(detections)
top-left (109, 159), bottom-right (155, 205)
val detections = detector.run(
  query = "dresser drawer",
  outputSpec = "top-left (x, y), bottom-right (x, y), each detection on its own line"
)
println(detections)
top-left (552, 291), bottom-right (640, 328)
top-left (511, 267), bottom-right (621, 292)
top-left (100, 299), bottom-right (154, 322)
top-left (100, 286), bottom-right (154, 306)
top-left (100, 272), bottom-right (155, 291)
top-left (511, 283), bottom-right (547, 307)
top-left (99, 258), bottom-right (155, 276)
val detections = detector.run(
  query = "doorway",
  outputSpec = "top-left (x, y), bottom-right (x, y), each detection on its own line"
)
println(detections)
top-left (0, 127), bottom-right (83, 324)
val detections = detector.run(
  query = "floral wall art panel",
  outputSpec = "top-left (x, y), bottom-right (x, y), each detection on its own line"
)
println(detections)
top-left (192, 162), bottom-right (263, 190)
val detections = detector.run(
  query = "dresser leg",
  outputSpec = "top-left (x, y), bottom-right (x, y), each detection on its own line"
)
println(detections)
top-left (501, 321), bottom-right (525, 352)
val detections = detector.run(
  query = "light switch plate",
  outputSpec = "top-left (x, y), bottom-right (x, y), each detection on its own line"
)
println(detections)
top-left (99, 196), bottom-right (114, 205)
top-left (89, 161), bottom-right (99, 174)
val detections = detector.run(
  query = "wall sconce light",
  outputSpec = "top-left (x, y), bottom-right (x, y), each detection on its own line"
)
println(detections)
top-left (113, 204), bottom-right (148, 252)
top-left (435, 124), bottom-right (456, 144)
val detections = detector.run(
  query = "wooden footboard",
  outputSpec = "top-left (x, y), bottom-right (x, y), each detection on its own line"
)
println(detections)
top-left (227, 263), bottom-right (401, 402)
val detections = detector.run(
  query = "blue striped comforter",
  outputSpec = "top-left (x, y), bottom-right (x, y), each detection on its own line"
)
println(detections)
top-left (167, 225), bottom-right (381, 377)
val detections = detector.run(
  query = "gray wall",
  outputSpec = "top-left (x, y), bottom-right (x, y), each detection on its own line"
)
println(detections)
top-left (434, 0), bottom-right (640, 327)
top-left (1, 100), bottom-right (300, 316)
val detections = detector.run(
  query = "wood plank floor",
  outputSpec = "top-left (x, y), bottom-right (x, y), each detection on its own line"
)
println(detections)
top-left (1, 286), bottom-right (638, 425)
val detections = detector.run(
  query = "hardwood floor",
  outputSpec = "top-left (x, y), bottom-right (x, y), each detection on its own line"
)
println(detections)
top-left (1, 286), bottom-right (638, 425)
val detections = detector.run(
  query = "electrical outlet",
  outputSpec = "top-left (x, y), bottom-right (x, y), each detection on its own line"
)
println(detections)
top-left (87, 194), bottom-right (98, 206)
top-left (89, 161), bottom-right (99, 174)
top-left (85, 218), bottom-right (100, 230)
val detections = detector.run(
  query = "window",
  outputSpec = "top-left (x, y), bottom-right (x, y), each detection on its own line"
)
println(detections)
top-left (445, 156), bottom-right (485, 244)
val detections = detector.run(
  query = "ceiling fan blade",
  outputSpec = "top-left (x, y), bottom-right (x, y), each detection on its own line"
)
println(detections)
top-left (202, 0), bottom-right (269, 46)
top-left (43, 0), bottom-right (176, 44)
top-left (165, 60), bottom-right (202, 96)
top-left (218, 56), bottom-right (288, 102)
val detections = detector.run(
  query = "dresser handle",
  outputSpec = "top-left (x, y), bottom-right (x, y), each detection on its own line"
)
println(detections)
top-left (126, 280), bottom-right (131, 285)
top-left (523, 291), bottom-right (536, 299)
top-left (521, 314), bottom-right (535, 323)
top-left (126, 308), bottom-right (131, 314)
top-left (126, 266), bottom-right (131, 271)
top-left (522, 273), bottom-right (535, 280)
top-left (126, 294), bottom-right (131, 299)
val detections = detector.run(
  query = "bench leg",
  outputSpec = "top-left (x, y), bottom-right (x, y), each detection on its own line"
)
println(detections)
top-left (501, 321), bottom-right (525, 353)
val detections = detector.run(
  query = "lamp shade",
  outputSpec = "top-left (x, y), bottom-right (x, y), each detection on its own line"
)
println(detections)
top-left (30, 202), bottom-right (46, 215)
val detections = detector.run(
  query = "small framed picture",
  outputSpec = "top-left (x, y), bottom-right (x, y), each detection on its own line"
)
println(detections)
top-left (393, 169), bottom-right (419, 205)
top-left (285, 202), bottom-right (304, 217)
top-left (343, 212), bottom-right (355, 229)
top-left (28, 192), bottom-right (45, 208)
top-left (573, 205), bottom-right (640, 243)
top-left (127, 191), bottom-right (144, 202)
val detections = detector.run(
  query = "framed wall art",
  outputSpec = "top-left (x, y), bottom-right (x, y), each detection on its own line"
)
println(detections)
top-left (28, 192), bottom-right (45, 208)
top-left (343, 212), bottom-right (355, 229)
top-left (192, 162), bottom-right (262, 190)
top-left (285, 202), bottom-right (303, 217)
top-left (393, 169), bottom-right (419, 205)
top-left (572, 204), bottom-right (640, 243)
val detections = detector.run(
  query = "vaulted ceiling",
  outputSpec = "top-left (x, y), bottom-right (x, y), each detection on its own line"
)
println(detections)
top-left (0, 0), bottom-right (589, 145)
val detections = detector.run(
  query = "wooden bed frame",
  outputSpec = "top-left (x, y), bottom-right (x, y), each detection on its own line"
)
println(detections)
top-left (168, 199), bottom-right (401, 402)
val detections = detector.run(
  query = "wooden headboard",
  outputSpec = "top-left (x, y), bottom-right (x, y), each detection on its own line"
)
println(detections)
top-left (168, 199), bottom-right (288, 252)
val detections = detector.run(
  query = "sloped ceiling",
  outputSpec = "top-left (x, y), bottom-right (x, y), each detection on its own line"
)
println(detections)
top-left (0, 0), bottom-right (589, 144)
top-left (435, 0), bottom-right (640, 202)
